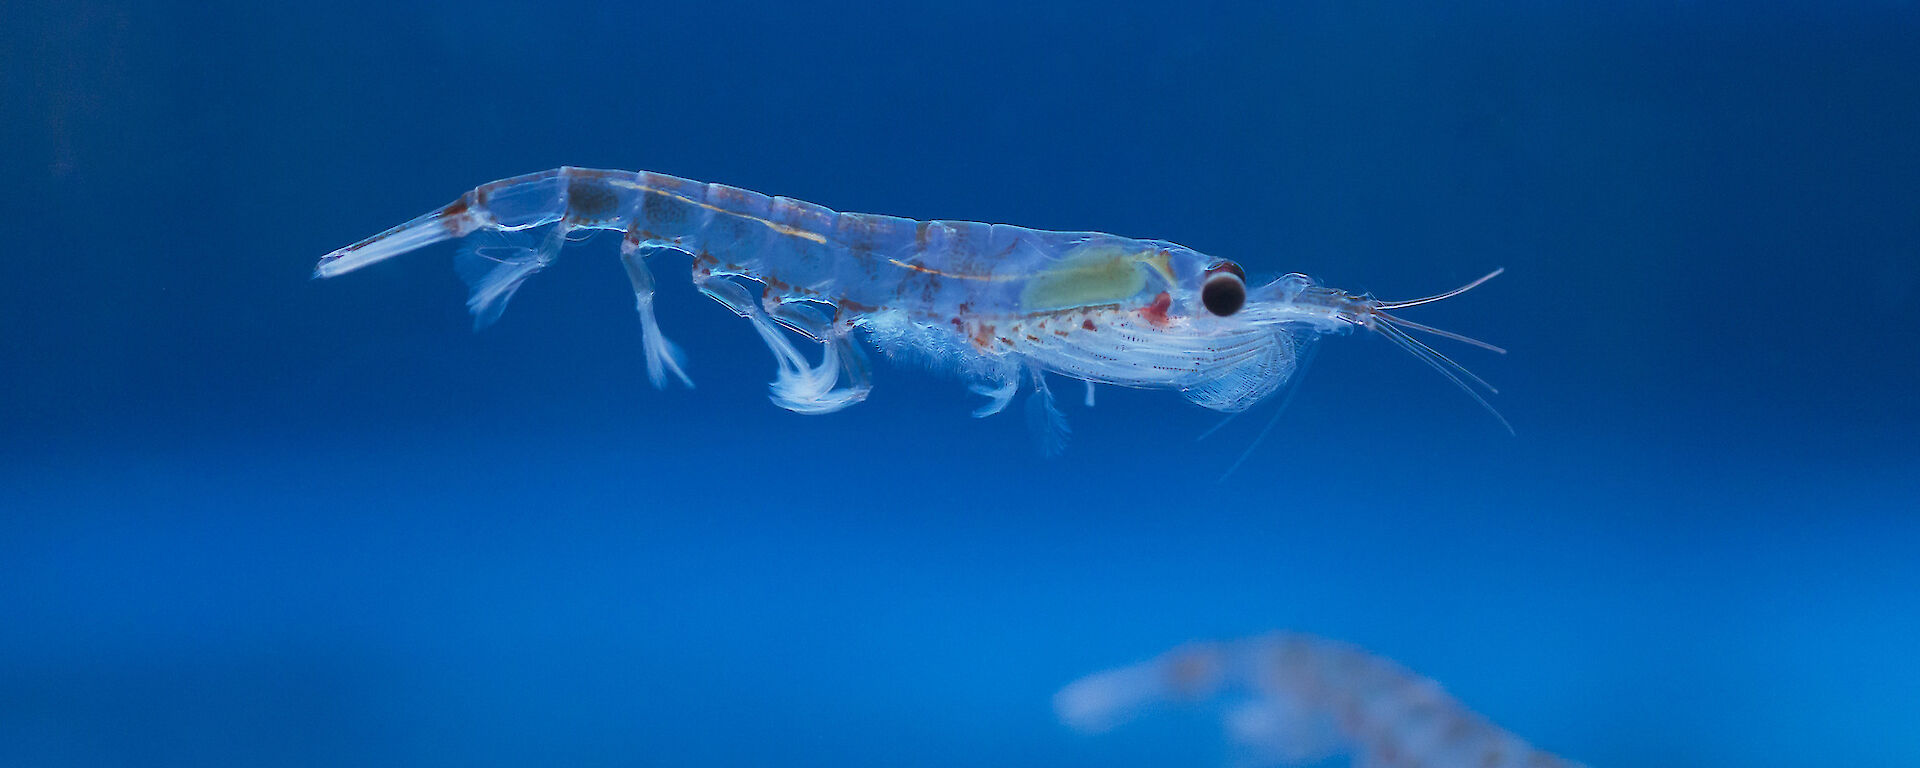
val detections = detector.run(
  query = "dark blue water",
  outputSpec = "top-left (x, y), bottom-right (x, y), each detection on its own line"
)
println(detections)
top-left (5, 2), bottom-right (1917, 766)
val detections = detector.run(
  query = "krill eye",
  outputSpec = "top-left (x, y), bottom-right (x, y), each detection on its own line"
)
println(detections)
top-left (1201, 273), bottom-right (1246, 316)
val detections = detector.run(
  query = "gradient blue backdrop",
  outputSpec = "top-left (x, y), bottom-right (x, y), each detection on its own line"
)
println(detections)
top-left (4, 2), bottom-right (1917, 766)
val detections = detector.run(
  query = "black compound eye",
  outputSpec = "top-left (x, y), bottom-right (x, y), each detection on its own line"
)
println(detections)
top-left (1201, 273), bottom-right (1246, 316)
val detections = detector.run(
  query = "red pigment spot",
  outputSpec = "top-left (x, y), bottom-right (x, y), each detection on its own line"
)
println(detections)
top-left (439, 197), bottom-right (474, 235)
top-left (1141, 292), bottom-right (1172, 327)
top-left (971, 323), bottom-right (996, 349)
top-left (1082, 319), bottom-right (1096, 331)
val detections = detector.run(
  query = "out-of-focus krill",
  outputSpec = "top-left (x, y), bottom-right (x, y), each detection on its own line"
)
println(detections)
top-left (1056, 632), bottom-right (1586, 767)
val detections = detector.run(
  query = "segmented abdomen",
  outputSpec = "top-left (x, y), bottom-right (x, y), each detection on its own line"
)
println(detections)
top-left (434, 168), bottom-right (1157, 321)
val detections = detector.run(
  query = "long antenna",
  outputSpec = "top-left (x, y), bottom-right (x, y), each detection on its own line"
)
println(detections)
top-left (1357, 268), bottom-right (1513, 435)
top-left (1374, 312), bottom-right (1508, 354)
top-left (1370, 267), bottom-right (1505, 311)
top-left (1373, 320), bottom-right (1514, 435)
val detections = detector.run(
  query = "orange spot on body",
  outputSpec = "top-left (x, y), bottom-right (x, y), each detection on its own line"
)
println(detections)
top-left (1141, 291), bottom-right (1172, 327)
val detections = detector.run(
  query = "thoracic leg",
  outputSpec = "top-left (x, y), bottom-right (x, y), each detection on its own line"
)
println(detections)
top-left (968, 362), bottom-right (1020, 418)
top-left (1026, 367), bottom-right (1070, 456)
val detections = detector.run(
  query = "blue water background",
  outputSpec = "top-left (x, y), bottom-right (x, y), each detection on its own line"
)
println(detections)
top-left (4, 2), bottom-right (1917, 766)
